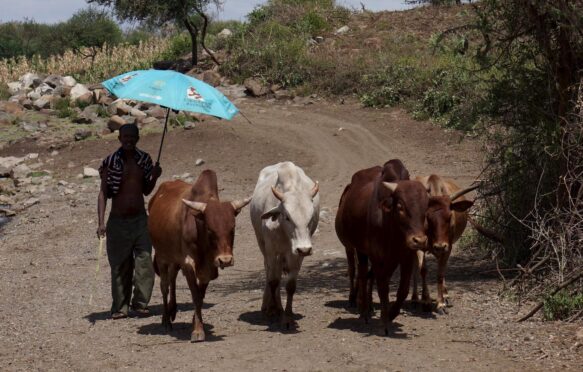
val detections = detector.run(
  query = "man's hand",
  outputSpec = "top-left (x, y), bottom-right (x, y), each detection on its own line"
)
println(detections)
top-left (97, 224), bottom-right (106, 239)
top-left (152, 164), bottom-right (162, 180)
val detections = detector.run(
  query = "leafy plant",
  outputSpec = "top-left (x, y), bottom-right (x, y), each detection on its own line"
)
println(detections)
top-left (543, 291), bottom-right (583, 321)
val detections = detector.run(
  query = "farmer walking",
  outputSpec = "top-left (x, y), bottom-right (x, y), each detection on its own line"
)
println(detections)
top-left (96, 124), bottom-right (162, 319)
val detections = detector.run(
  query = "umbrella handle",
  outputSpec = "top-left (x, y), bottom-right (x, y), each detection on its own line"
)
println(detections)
top-left (156, 107), bottom-right (171, 164)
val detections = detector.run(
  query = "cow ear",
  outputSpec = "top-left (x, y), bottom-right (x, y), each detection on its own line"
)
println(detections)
top-left (261, 206), bottom-right (280, 221)
top-left (451, 200), bottom-right (474, 212)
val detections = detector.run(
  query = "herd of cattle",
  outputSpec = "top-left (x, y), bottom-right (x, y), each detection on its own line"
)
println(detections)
top-left (147, 160), bottom-right (478, 342)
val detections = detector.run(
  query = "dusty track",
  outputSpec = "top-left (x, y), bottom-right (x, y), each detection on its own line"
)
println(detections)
top-left (1, 98), bottom-right (580, 371)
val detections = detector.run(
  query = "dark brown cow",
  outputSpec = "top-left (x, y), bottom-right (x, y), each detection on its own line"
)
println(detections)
top-left (411, 175), bottom-right (475, 313)
top-left (335, 160), bottom-right (429, 333)
top-left (148, 170), bottom-right (251, 342)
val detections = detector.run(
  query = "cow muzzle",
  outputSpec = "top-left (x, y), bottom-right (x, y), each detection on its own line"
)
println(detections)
top-left (432, 242), bottom-right (449, 252)
top-left (215, 255), bottom-right (234, 269)
top-left (295, 247), bottom-right (313, 257)
top-left (408, 235), bottom-right (428, 250)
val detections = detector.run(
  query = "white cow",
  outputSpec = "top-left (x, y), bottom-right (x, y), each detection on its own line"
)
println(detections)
top-left (250, 161), bottom-right (320, 327)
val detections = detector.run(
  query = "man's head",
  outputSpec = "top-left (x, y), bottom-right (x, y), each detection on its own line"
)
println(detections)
top-left (118, 124), bottom-right (139, 152)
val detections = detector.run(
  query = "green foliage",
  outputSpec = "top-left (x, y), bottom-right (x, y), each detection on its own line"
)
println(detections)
top-left (96, 105), bottom-right (109, 118)
top-left (54, 98), bottom-right (77, 119)
top-left (543, 291), bottom-right (583, 321)
top-left (159, 33), bottom-right (192, 61)
top-left (27, 171), bottom-right (49, 178)
top-left (64, 8), bottom-right (122, 51)
top-left (0, 84), bottom-right (9, 100)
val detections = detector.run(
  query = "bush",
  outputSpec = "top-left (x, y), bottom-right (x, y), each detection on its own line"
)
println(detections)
top-left (543, 291), bottom-right (583, 321)
top-left (158, 33), bottom-right (191, 61)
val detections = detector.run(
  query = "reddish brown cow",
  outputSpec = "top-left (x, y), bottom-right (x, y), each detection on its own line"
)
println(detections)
top-left (411, 175), bottom-right (476, 314)
top-left (336, 160), bottom-right (429, 333)
top-left (148, 170), bottom-right (251, 342)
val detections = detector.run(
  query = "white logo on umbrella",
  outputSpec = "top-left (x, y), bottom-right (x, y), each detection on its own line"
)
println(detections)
top-left (187, 87), bottom-right (205, 101)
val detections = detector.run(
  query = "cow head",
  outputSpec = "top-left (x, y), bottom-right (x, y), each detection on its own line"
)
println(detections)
top-left (426, 194), bottom-right (474, 256)
top-left (182, 197), bottom-right (252, 269)
top-left (381, 180), bottom-right (429, 251)
top-left (261, 182), bottom-right (319, 257)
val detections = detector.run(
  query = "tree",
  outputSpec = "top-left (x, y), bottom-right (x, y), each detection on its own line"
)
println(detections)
top-left (62, 8), bottom-right (123, 65)
top-left (86, 0), bottom-right (221, 66)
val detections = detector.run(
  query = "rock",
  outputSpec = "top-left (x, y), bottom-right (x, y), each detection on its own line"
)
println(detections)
top-left (184, 121), bottom-right (196, 130)
top-left (62, 76), bottom-right (77, 87)
top-left (11, 163), bottom-right (31, 180)
top-left (27, 91), bottom-right (41, 101)
top-left (218, 84), bottom-right (247, 99)
top-left (0, 156), bottom-right (26, 171)
top-left (577, 328), bottom-right (583, 340)
top-left (74, 129), bottom-right (92, 141)
top-left (98, 95), bottom-right (113, 106)
top-left (69, 83), bottom-right (91, 102)
top-left (43, 75), bottom-right (64, 88)
top-left (244, 78), bottom-right (269, 97)
top-left (72, 115), bottom-right (93, 124)
top-left (0, 101), bottom-right (24, 115)
top-left (107, 115), bottom-right (126, 132)
top-left (21, 99), bottom-right (33, 110)
top-left (34, 83), bottom-right (54, 96)
top-left (33, 97), bottom-right (52, 110)
top-left (7, 81), bottom-right (23, 95)
top-left (63, 188), bottom-right (76, 195)
top-left (180, 172), bottom-right (191, 179)
top-left (130, 108), bottom-right (147, 119)
top-left (0, 112), bottom-right (14, 126)
top-left (293, 96), bottom-right (314, 105)
top-left (27, 153), bottom-right (39, 160)
top-left (109, 101), bottom-right (132, 116)
top-left (20, 197), bottom-right (40, 210)
top-left (0, 178), bottom-right (16, 195)
top-left (195, 158), bottom-right (205, 166)
top-left (58, 180), bottom-right (68, 186)
top-left (83, 167), bottom-right (99, 178)
top-left (335, 25), bottom-right (350, 35)
top-left (274, 89), bottom-right (292, 100)
top-left (121, 115), bottom-right (137, 125)
top-left (0, 194), bottom-right (15, 205)
top-left (76, 92), bottom-right (94, 105)
top-left (19, 73), bottom-right (41, 89)
top-left (315, 36), bottom-right (324, 43)
top-left (50, 150), bottom-right (59, 156)
top-left (146, 106), bottom-right (167, 119)
top-left (21, 122), bottom-right (41, 132)
top-left (199, 70), bottom-right (222, 87)
top-left (0, 207), bottom-right (16, 217)
top-left (140, 117), bottom-right (159, 127)
top-left (217, 28), bottom-right (233, 38)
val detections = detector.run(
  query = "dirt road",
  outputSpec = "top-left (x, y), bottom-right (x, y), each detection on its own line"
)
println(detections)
top-left (1, 98), bottom-right (580, 371)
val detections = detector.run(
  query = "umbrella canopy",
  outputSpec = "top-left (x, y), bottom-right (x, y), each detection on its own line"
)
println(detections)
top-left (102, 69), bottom-right (239, 120)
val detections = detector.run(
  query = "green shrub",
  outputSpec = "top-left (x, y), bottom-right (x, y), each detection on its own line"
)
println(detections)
top-left (543, 291), bottom-right (583, 321)
top-left (0, 83), bottom-right (9, 100)
top-left (159, 33), bottom-right (191, 61)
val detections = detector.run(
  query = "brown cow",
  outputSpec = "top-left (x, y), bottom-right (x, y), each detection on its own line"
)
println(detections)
top-left (148, 170), bottom-right (251, 342)
top-left (411, 174), bottom-right (475, 314)
top-left (336, 159), bottom-right (429, 333)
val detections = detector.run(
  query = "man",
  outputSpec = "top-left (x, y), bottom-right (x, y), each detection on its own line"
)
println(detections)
top-left (97, 124), bottom-right (162, 319)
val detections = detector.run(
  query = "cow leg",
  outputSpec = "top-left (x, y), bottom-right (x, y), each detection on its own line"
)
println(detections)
top-left (168, 264), bottom-right (179, 322)
top-left (372, 260), bottom-right (391, 335)
top-left (183, 268), bottom-right (205, 342)
top-left (411, 251), bottom-right (422, 304)
top-left (282, 254), bottom-right (303, 329)
top-left (356, 252), bottom-right (370, 322)
top-left (436, 252), bottom-right (451, 314)
top-left (388, 254), bottom-right (414, 325)
top-left (158, 261), bottom-right (172, 331)
top-left (262, 252), bottom-right (283, 318)
top-left (420, 253), bottom-right (432, 312)
top-left (346, 246), bottom-right (357, 307)
top-left (366, 268), bottom-right (374, 312)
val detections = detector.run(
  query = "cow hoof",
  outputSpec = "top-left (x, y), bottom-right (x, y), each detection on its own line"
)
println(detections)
top-left (191, 331), bottom-right (205, 343)
top-left (444, 297), bottom-right (452, 307)
top-left (436, 306), bottom-right (448, 315)
top-left (384, 327), bottom-right (389, 336)
top-left (162, 317), bottom-right (173, 331)
top-left (421, 302), bottom-right (433, 313)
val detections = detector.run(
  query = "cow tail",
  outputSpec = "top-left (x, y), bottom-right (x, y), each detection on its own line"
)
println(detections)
top-left (467, 216), bottom-right (505, 245)
top-left (152, 253), bottom-right (160, 276)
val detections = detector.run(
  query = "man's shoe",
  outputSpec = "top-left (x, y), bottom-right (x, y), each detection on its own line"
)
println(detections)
top-left (111, 312), bottom-right (128, 320)
top-left (133, 307), bottom-right (151, 317)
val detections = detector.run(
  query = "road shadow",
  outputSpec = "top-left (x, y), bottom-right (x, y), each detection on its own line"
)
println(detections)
top-left (84, 302), bottom-right (214, 325)
top-left (238, 310), bottom-right (304, 334)
top-left (137, 321), bottom-right (224, 342)
top-left (327, 317), bottom-right (408, 339)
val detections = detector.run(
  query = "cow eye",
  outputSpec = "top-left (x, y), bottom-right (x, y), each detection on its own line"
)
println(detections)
top-left (284, 214), bottom-right (290, 221)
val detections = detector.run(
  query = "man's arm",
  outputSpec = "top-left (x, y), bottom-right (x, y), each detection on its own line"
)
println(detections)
top-left (144, 164), bottom-right (162, 196)
top-left (97, 168), bottom-right (108, 238)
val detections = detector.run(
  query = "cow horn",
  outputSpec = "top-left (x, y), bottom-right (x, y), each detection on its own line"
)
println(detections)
top-left (271, 186), bottom-right (285, 202)
top-left (382, 182), bottom-right (398, 193)
top-left (311, 181), bottom-right (320, 198)
top-left (449, 184), bottom-right (480, 201)
top-left (182, 199), bottom-right (207, 213)
top-left (231, 197), bottom-right (252, 211)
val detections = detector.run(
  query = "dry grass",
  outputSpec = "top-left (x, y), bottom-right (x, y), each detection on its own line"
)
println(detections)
top-left (0, 38), bottom-right (170, 88)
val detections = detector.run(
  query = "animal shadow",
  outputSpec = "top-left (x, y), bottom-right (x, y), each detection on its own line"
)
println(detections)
top-left (84, 302), bottom-right (214, 325)
top-left (138, 322), bottom-right (224, 342)
top-left (327, 317), bottom-right (408, 339)
top-left (238, 310), bottom-right (304, 334)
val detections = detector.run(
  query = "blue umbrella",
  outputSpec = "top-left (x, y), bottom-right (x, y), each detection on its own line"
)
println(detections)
top-left (102, 69), bottom-right (240, 163)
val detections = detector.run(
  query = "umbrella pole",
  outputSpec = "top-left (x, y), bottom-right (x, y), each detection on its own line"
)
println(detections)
top-left (155, 107), bottom-right (171, 165)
